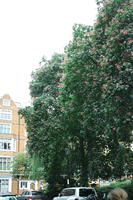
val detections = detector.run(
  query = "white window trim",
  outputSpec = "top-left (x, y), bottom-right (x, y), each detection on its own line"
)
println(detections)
top-left (0, 123), bottom-right (11, 134)
top-left (3, 99), bottom-right (11, 106)
top-left (9, 178), bottom-right (12, 192)
top-left (19, 181), bottom-right (28, 189)
top-left (0, 109), bottom-right (12, 120)
top-left (0, 138), bottom-right (16, 152)
top-left (0, 178), bottom-right (12, 193)
top-left (0, 155), bottom-right (12, 172)
top-left (29, 180), bottom-right (38, 190)
top-left (19, 180), bottom-right (38, 190)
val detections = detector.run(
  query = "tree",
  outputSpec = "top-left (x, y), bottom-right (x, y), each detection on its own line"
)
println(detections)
top-left (92, 0), bottom-right (133, 177)
top-left (20, 0), bottom-right (133, 194)
top-left (60, 0), bottom-right (133, 181)
top-left (12, 153), bottom-right (30, 178)
top-left (19, 53), bottom-right (67, 197)
top-left (60, 24), bottom-right (104, 185)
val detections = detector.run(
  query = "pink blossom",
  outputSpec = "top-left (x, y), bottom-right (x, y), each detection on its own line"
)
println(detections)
top-left (115, 64), bottom-right (121, 70)
top-left (127, 112), bottom-right (131, 116)
top-left (123, 62), bottom-right (129, 65)
top-left (128, 39), bottom-right (133, 43)
top-left (117, 9), bottom-right (125, 13)
top-left (120, 30), bottom-right (128, 35)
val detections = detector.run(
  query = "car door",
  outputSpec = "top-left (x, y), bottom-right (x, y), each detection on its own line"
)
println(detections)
top-left (31, 191), bottom-right (44, 200)
top-left (25, 191), bottom-right (31, 200)
top-left (79, 188), bottom-right (97, 199)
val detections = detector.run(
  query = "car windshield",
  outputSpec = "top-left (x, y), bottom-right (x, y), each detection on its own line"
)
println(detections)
top-left (79, 189), bottom-right (95, 197)
top-left (61, 189), bottom-right (76, 196)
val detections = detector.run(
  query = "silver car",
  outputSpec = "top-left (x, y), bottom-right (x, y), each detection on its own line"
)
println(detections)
top-left (53, 187), bottom-right (98, 200)
top-left (0, 195), bottom-right (17, 200)
top-left (16, 190), bottom-right (46, 200)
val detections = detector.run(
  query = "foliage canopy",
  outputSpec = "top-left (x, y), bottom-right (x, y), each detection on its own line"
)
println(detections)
top-left (19, 0), bottom-right (133, 196)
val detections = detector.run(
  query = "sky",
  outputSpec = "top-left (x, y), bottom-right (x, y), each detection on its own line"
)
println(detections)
top-left (0, 0), bottom-right (97, 106)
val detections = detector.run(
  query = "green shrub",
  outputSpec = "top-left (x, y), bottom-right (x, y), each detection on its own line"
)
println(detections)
top-left (95, 179), bottom-right (133, 200)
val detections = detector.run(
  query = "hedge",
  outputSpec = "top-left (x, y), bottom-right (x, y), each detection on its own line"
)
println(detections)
top-left (95, 179), bottom-right (133, 200)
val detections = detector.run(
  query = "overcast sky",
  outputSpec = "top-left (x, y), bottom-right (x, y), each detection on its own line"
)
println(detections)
top-left (0, 0), bottom-right (97, 106)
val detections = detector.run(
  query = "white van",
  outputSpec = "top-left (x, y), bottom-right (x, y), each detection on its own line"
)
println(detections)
top-left (53, 187), bottom-right (98, 200)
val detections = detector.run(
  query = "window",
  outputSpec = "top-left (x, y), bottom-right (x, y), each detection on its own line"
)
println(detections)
top-left (79, 189), bottom-right (95, 197)
top-left (0, 179), bottom-right (9, 193)
top-left (32, 191), bottom-right (42, 195)
top-left (20, 181), bottom-right (28, 189)
top-left (0, 109), bottom-right (12, 120)
top-left (0, 124), bottom-right (11, 134)
top-left (0, 157), bottom-right (11, 171)
top-left (0, 138), bottom-right (16, 151)
top-left (3, 99), bottom-right (10, 106)
top-left (61, 189), bottom-right (76, 196)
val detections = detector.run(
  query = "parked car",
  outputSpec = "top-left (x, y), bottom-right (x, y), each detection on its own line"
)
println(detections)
top-left (53, 187), bottom-right (98, 200)
top-left (0, 197), bottom-right (17, 200)
top-left (16, 190), bottom-right (46, 200)
top-left (0, 192), bottom-right (17, 200)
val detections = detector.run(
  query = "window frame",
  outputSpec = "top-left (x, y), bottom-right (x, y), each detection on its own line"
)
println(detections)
top-left (20, 181), bottom-right (28, 189)
top-left (0, 156), bottom-right (11, 171)
top-left (0, 123), bottom-right (11, 134)
top-left (0, 109), bottom-right (12, 120)
top-left (0, 138), bottom-right (16, 151)
top-left (2, 99), bottom-right (11, 106)
top-left (0, 178), bottom-right (9, 193)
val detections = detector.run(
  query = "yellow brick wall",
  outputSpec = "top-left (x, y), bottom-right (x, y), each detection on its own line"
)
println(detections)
top-left (0, 94), bottom-right (27, 194)
top-left (12, 178), bottom-right (19, 194)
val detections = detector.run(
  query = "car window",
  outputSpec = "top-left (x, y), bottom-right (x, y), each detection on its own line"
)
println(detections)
top-left (22, 192), bottom-right (25, 195)
top-left (61, 189), bottom-right (76, 196)
top-left (32, 191), bottom-right (43, 195)
top-left (79, 189), bottom-right (95, 197)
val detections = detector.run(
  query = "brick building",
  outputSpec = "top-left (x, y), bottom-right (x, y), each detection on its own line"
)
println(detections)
top-left (0, 94), bottom-right (39, 194)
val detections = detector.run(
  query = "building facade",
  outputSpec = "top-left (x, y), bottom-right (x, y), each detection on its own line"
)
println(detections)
top-left (0, 94), bottom-right (39, 194)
